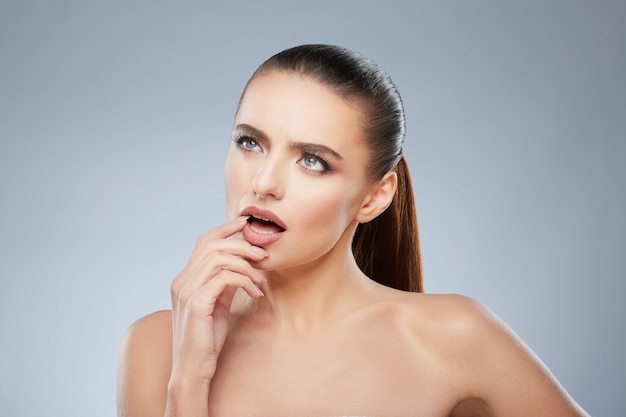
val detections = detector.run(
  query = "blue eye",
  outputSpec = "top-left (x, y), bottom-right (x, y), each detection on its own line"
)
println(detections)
top-left (303, 156), bottom-right (319, 167)
top-left (299, 154), bottom-right (331, 174)
top-left (243, 139), bottom-right (258, 149)
top-left (234, 135), bottom-right (261, 152)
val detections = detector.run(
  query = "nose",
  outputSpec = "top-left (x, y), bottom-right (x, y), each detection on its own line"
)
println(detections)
top-left (252, 158), bottom-right (284, 200)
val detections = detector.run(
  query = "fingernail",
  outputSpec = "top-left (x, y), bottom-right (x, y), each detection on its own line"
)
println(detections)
top-left (255, 286), bottom-right (264, 297)
top-left (251, 246), bottom-right (268, 257)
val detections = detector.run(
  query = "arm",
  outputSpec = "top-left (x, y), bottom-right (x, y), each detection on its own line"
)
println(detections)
top-left (116, 310), bottom-right (219, 417)
top-left (450, 296), bottom-right (590, 417)
top-left (117, 217), bottom-right (268, 417)
top-left (117, 311), bottom-right (172, 417)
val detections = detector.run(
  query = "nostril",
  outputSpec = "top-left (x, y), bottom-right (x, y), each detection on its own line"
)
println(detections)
top-left (252, 170), bottom-right (283, 200)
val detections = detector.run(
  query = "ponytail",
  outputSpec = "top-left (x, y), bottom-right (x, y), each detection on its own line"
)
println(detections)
top-left (352, 156), bottom-right (423, 292)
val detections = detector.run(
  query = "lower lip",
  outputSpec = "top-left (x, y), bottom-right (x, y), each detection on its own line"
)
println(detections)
top-left (241, 222), bottom-right (285, 247)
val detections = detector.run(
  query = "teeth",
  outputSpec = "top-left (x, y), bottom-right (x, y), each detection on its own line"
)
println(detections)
top-left (252, 215), bottom-right (272, 222)
top-left (249, 224), bottom-right (277, 235)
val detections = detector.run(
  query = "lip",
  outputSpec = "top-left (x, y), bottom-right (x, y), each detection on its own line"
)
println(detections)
top-left (240, 205), bottom-right (286, 247)
top-left (240, 206), bottom-right (287, 230)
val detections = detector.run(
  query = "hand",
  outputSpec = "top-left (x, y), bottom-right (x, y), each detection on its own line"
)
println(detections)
top-left (168, 216), bottom-right (268, 389)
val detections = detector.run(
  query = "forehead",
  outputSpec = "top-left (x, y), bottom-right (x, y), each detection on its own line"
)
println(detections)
top-left (235, 72), bottom-right (366, 149)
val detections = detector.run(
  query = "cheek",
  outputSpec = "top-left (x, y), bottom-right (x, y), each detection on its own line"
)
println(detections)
top-left (295, 184), bottom-right (361, 233)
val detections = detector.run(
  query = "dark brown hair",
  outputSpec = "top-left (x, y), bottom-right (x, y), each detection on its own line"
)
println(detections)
top-left (243, 44), bottom-right (423, 292)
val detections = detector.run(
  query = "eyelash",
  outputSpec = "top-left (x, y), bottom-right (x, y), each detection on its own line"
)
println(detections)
top-left (233, 134), bottom-right (261, 152)
top-left (301, 153), bottom-right (332, 174)
top-left (232, 134), bottom-right (333, 175)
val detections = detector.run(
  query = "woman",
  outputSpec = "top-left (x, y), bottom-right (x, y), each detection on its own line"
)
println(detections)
top-left (117, 44), bottom-right (589, 417)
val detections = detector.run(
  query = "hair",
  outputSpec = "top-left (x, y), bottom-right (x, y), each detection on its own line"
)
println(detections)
top-left (241, 44), bottom-right (423, 293)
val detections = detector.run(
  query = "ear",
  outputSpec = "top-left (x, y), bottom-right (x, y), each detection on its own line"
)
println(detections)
top-left (355, 171), bottom-right (398, 223)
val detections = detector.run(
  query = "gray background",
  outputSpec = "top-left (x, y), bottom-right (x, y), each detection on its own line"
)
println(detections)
top-left (1, 1), bottom-right (624, 416)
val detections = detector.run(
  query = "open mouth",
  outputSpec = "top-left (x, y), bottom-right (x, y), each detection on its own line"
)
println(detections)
top-left (247, 215), bottom-right (286, 234)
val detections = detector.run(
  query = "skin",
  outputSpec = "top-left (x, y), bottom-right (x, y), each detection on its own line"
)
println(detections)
top-left (117, 72), bottom-right (589, 417)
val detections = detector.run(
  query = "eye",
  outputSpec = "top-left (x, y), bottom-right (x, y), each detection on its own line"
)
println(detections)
top-left (299, 154), bottom-right (331, 174)
top-left (233, 135), bottom-right (261, 153)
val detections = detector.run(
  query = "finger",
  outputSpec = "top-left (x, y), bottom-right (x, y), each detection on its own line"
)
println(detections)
top-left (188, 238), bottom-right (268, 271)
top-left (182, 270), bottom-right (263, 317)
top-left (172, 238), bottom-right (267, 300)
top-left (182, 217), bottom-right (248, 269)
top-left (182, 229), bottom-right (268, 278)
top-left (175, 253), bottom-right (266, 306)
top-left (202, 216), bottom-right (249, 241)
top-left (172, 273), bottom-right (258, 376)
top-left (195, 252), bottom-right (267, 285)
top-left (173, 248), bottom-right (266, 302)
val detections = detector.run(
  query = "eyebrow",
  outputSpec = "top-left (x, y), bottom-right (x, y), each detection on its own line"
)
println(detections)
top-left (235, 123), bottom-right (268, 140)
top-left (234, 123), bottom-right (344, 161)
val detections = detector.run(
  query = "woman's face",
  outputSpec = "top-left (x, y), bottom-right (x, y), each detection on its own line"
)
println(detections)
top-left (224, 71), bottom-right (376, 271)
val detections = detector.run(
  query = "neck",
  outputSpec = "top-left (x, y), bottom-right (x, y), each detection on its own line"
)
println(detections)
top-left (255, 245), bottom-right (374, 333)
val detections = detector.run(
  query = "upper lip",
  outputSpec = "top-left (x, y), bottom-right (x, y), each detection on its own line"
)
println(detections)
top-left (241, 206), bottom-right (287, 230)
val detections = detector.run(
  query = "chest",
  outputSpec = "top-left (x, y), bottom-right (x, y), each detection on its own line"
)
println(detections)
top-left (207, 327), bottom-right (456, 417)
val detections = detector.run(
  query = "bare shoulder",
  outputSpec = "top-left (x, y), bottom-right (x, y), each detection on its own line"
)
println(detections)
top-left (368, 291), bottom-right (491, 337)
top-left (397, 293), bottom-right (543, 371)
top-left (409, 293), bottom-right (503, 342)
top-left (373, 291), bottom-right (527, 350)
top-left (117, 310), bottom-right (172, 417)
top-left (354, 291), bottom-right (497, 366)
top-left (405, 293), bottom-right (521, 368)
top-left (125, 309), bottom-right (173, 332)
top-left (119, 310), bottom-right (173, 362)
top-left (397, 292), bottom-right (588, 416)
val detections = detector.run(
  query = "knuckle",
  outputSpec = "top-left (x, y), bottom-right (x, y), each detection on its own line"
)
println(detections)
top-left (170, 274), bottom-right (185, 296)
top-left (176, 284), bottom-right (194, 304)
top-left (187, 294), bottom-right (211, 315)
top-left (211, 270), bottom-right (241, 291)
top-left (205, 252), bottom-right (229, 272)
top-left (205, 251), bottom-right (220, 263)
top-left (194, 233), bottom-right (208, 248)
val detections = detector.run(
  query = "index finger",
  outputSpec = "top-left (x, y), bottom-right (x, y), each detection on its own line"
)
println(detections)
top-left (202, 216), bottom-right (249, 241)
